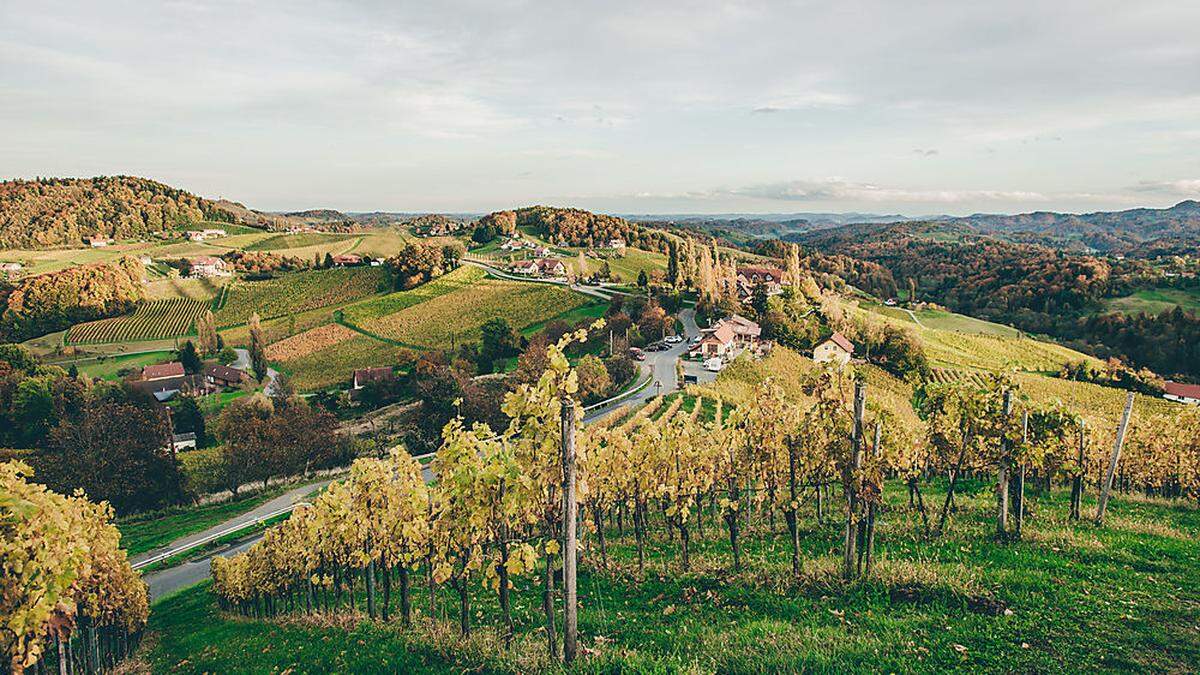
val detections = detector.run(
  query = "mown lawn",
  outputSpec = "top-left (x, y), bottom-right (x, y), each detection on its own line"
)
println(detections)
top-left (142, 480), bottom-right (1200, 673)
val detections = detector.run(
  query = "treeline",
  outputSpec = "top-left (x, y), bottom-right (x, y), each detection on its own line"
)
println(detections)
top-left (486, 206), bottom-right (674, 253)
top-left (0, 257), bottom-right (145, 342)
top-left (794, 225), bottom-right (1200, 380)
top-left (0, 176), bottom-right (234, 248)
top-left (384, 241), bottom-right (465, 290)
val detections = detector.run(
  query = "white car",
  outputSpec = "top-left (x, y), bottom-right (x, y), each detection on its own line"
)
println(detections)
top-left (664, 334), bottom-right (683, 344)
top-left (703, 357), bottom-right (724, 372)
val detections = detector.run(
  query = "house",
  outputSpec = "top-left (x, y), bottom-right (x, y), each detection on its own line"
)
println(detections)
top-left (134, 362), bottom-right (190, 401)
top-left (724, 315), bottom-right (762, 347)
top-left (698, 323), bottom-right (738, 359)
top-left (143, 362), bottom-right (186, 381)
top-left (186, 228), bottom-right (227, 242)
top-left (535, 258), bottom-right (567, 277)
top-left (204, 363), bottom-right (246, 389)
top-left (500, 238), bottom-right (527, 251)
top-left (353, 367), bottom-right (394, 390)
top-left (88, 237), bottom-right (110, 248)
top-left (189, 256), bottom-right (230, 278)
top-left (605, 238), bottom-right (625, 249)
top-left (1163, 381), bottom-right (1200, 405)
top-left (170, 432), bottom-right (197, 452)
top-left (0, 262), bottom-right (21, 273)
top-left (533, 246), bottom-right (552, 258)
top-left (331, 254), bottom-right (363, 267)
top-left (510, 259), bottom-right (539, 275)
top-left (813, 332), bottom-right (855, 366)
top-left (736, 267), bottom-right (786, 297)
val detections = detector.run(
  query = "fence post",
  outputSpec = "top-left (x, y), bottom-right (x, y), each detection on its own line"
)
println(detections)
top-left (1095, 392), bottom-right (1134, 525)
top-left (561, 399), bottom-right (579, 662)
top-left (843, 382), bottom-right (866, 580)
top-left (997, 390), bottom-right (1013, 538)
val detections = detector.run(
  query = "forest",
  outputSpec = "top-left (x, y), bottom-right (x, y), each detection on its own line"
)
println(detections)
top-left (0, 257), bottom-right (146, 342)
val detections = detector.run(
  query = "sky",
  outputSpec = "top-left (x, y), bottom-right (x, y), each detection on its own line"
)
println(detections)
top-left (2, 0), bottom-right (1199, 216)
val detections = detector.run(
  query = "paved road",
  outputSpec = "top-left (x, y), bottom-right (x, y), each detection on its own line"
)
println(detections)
top-left (232, 347), bottom-right (279, 396)
top-left (584, 307), bottom-right (702, 423)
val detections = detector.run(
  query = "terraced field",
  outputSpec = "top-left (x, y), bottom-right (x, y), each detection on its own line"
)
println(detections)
top-left (67, 299), bottom-right (208, 344)
top-left (344, 269), bottom-right (589, 348)
top-left (213, 267), bottom-right (386, 326)
top-left (274, 333), bottom-right (408, 391)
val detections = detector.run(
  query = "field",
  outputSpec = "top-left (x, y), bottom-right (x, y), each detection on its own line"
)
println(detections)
top-left (66, 298), bottom-right (209, 344)
top-left (578, 246), bottom-right (668, 283)
top-left (72, 350), bottom-right (176, 380)
top-left (144, 276), bottom-right (229, 301)
top-left (273, 332), bottom-right (407, 391)
top-left (346, 272), bottom-right (590, 348)
top-left (213, 267), bottom-right (386, 326)
top-left (244, 232), bottom-right (360, 251)
top-left (1101, 287), bottom-right (1200, 316)
top-left (264, 323), bottom-right (358, 361)
top-left (340, 266), bottom-right (482, 324)
top-left (144, 479), bottom-right (1200, 672)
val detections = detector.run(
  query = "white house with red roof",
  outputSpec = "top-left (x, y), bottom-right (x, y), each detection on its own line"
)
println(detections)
top-left (1163, 381), bottom-right (1200, 405)
top-left (813, 332), bottom-right (855, 366)
top-left (189, 256), bottom-right (230, 278)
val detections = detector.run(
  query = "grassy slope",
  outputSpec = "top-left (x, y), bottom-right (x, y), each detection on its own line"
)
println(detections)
top-left (117, 488), bottom-right (291, 557)
top-left (1102, 287), bottom-right (1200, 316)
top-left (144, 481), bottom-right (1200, 673)
top-left (74, 349), bottom-right (175, 380)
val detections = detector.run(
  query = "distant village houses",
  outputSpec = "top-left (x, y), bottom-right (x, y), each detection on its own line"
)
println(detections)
top-left (510, 258), bottom-right (567, 278)
top-left (186, 228), bottom-right (227, 242)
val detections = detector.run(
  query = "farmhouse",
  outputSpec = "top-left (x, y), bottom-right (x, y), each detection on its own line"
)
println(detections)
top-left (813, 332), bottom-right (855, 366)
top-left (510, 259), bottom-right (539, 275)
top-left (331, 254), bottom-right (363, 267)
top-left (88, 237), bottom-right (110, 248)
top-left (737, 267), bottom-right (786, 299)
top-left (697, 315), bottom-right (763, 360)
top-left (186, 228), bottom-right (227, 242)
top-left (353, 367), bottom-right (394, 390)
top-left (204, 363), bottom-right (246, 389)
top-left (133, 362), bottom-right (191, 401)
top-left (605, 238), bottom-right (626, 250)
top-left (0, 262), bottom-right (21, 273)
top-left (1163, 381), bottom-right (1200, 405)
top-left (189, 256), bottom-right (230, 278)
top-left (534, 258), bottom-right (567, 277)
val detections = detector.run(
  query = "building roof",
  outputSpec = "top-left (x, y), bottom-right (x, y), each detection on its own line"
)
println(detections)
top-left (825, 332), bottom-right (855, 354)
top-left (332, 254), bottom-right (362, 263)
top-left (535, 258), bottom-right (565, 274)
top-left (1164, 381), bottom-right (1200, 400)
top-left (354, 367), bottom-right (394, 385)
top-left (738, 266), bottom-right (784, 284)
top-left (205, 363), bottom-right (245, 382)
top-left (143, 362), bottom-right (186, 380)
top-left (703, 323), bottom-right (737, 345)
top-left (191, 256), bottom-right (223, 266)
top-left (725, 315), bottom-right (762, 338)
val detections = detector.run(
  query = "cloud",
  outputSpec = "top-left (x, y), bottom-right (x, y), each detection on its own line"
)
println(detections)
top-left (1128, 179), bottom-right (1200, 196)
top-left (912, 148), bottom-right (939, 156)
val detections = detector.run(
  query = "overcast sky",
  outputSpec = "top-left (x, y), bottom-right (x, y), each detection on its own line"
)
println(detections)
top-left (2, 0), bottom-right (1199, 215)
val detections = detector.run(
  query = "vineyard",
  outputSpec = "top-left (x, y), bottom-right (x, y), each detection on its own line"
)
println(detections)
top-left (264, 323), bottom-right (359, 362)
top-left (213, 267), bottom-right (386, 327)
top-left (205, 336), bottom-right (1200, 671)
top-left (1, 462), bottom-right (148, 674)
top-left (343, 272), bottom-right (589, 347)
top-left (245, 232), bottom-right (359, 251)
top-left (66, 298), bottom-right (208, 344)
top-left (340, 266), bottom-right (483, 323)
top-left (274, 333), bottom-right (409, 391)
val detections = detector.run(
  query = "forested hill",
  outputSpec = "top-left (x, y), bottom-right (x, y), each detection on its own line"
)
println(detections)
top-left (0, 176), bottom-right (276, 249)
top-left (951, 200), bottom-right (1200, 253)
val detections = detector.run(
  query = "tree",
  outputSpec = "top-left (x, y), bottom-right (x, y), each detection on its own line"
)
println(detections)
top-left (667, 240), bottom-right (680, 286)
top-left (637, 269), bottom-right (649, 289)
top-left (40, 400), bottom-right (186, 514)
top-left (12, 378), bottom-right (56, 447)
top-left (173, 395), bottom-right (207, 447)
top-left (196, 310), bottom-right (219, 355)
top-left (479, 318), bottom-right (520, 373)
top-left (248, 312), bottom-right (268, 382)
top-left (323, 252), bottom-right (334, 269)
top-left (178, 340), bottom-right (202, 374)
top-left (751, 281), bottom-right (769, 317)
top-left (575, 354), bottom-right (611, 402)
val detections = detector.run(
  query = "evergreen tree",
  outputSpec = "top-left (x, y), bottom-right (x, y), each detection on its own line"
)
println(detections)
top-left (637, 269), bottom-right (649, 289)
top-left (173, 395), bottom-right (207, 447)
top-left (248, 312), bottom-right (268, 382)
top-left (667, 240), bottom-right (679, 286)
top-left (178, 340), bottom-right (202, 374)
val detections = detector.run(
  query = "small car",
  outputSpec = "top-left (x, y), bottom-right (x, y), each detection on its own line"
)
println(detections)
top-left (664, 334), bottom-right (683, 344)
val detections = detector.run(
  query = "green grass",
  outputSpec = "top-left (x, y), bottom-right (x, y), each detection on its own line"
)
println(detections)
top-left (915, 308), bottom-right (1022, 337)
top-left (72, 349), bottom-right (176, 380)
top-left (1102, 287), bottom-right (1200, 316)
top-left (143, 480), bottom-right (1200, 672)
top-left (273, 333), bottom-right (406, 392)
top-left (117, 488), bottom-right (292, 557)
top-left (577, 247), bottom-right (668, 284)
top-left (520, 301), bottom-right (609, 336)
top-left (244, 232), bottom-right (360, 251)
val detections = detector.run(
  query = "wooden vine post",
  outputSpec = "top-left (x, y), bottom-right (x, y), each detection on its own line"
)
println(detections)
top-left (1070, 419), bottom-right (1086, 521)
top-left (561, 398), bottom-right (579, 663)
top-left (1095, 392), bottom-right (1135, 525)
top-left (842, 382), bottom-right (866, 580)
top-left (1013, 411), bottom-right (1028, 539)
top-left (996, 389), bottom-right (1013, 539)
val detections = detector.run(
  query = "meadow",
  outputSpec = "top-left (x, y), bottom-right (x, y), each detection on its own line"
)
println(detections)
top-left (1101, 286), bottom-right (1200, 316)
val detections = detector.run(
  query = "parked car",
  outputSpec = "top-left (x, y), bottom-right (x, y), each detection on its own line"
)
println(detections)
top-left (646, 342), bottom-right (668, 352)
top-left (704, 357), bottom-right (724, 372)
top-left (629, 347), bottom-right (646, 361)
top-left (664, 334), bottom-right (683, 344)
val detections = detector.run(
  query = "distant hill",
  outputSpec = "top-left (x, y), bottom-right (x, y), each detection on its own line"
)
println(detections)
top-left (950, 200), bottom-right (1200, 253)
top-left (0, 177), bottom-right (291, 249)
top-left (281, 209), bottom-right (352, 223)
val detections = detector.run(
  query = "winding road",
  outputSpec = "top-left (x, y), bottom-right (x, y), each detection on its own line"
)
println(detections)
top-left (232, 347), bottom-right (279, 396)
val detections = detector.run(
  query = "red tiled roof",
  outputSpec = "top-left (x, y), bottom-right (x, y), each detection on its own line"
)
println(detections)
top-left (191, 256), bottom-right (223, 266)
top-left (725, 315), bottom-right (762, 338)
top-left (143, 362), bottom-right (185, 380)
top-left (1164, 381), bottom-right (1200, 399)
top-left (205, 363), bottom-right (245, 382)
top-left (535, 258), bottom-right (564, 273)
top-left (738, 267), bottom-right (784, 283)
top-left (828, 332), bottom-right (855, 354)
top-left (703, 323), bottom-right (737, 345)
top-left (332, 254), bottom-right (362, 264)
top-left (354, 367), bottom-right (394, 385)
